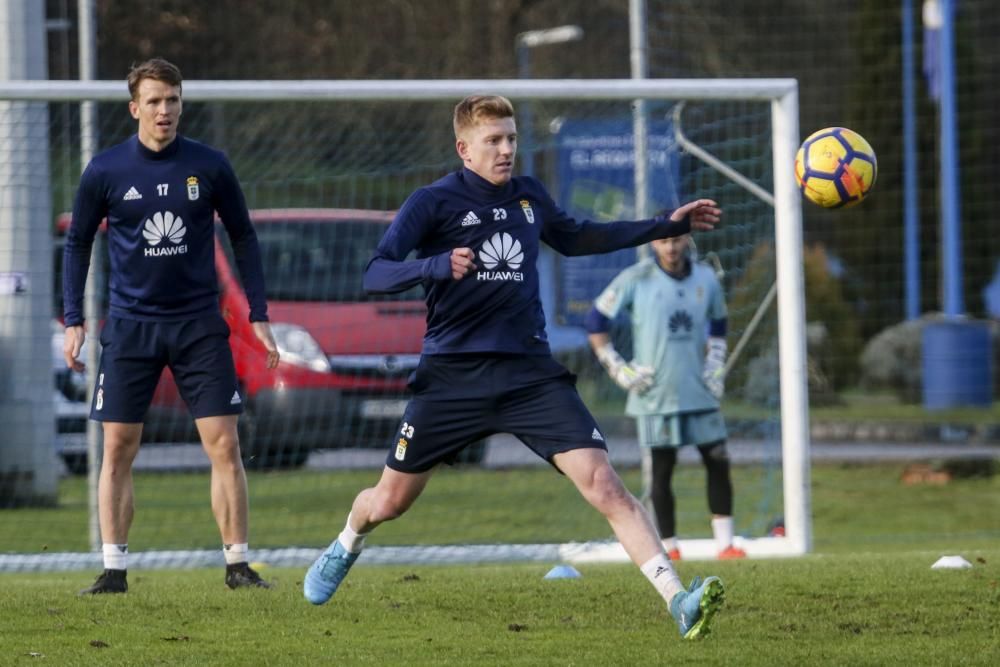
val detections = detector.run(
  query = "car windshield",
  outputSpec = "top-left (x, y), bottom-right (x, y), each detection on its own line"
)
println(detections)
top-left (251, 218), bottom-right (421, 303)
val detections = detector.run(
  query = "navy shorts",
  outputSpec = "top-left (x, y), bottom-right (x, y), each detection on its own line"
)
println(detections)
top-left (386, 354), bottom-right (607, 473)
top-left (90, 313), bottom-right (242, 423)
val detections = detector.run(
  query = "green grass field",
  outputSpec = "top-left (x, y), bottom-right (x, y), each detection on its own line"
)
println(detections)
top-left (2, 463), bottom-right (998, 553)
top-left (2, 462), bottom-right (999, 664)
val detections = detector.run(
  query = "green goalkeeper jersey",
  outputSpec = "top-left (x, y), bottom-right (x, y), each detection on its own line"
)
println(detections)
top-left (594, 257), bottom-right (726, 417)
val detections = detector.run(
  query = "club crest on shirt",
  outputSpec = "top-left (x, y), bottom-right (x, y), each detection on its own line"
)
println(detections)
top-left (520, 199), bottom-right (534, 224)
top-left (186, 176), bottom-right (200, 201)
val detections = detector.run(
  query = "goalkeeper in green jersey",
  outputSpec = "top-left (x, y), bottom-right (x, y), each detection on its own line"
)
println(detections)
top-left (586, 233), bottom-right (746, 561)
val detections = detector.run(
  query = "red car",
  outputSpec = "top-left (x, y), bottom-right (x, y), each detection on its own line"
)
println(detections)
top-left (53, 208), bottom-right (480, 469)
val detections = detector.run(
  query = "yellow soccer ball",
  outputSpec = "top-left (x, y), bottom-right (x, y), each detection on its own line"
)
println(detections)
top-left (794, 127), bottom-right (877, 208)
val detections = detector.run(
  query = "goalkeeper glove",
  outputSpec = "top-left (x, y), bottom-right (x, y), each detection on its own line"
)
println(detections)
top-left (595, 342), bottom-right (655, 394)
top-left (703, 337), bottom-right (727, 399)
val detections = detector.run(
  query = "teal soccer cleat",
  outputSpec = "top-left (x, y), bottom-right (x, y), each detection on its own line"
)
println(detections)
top-left (304, 540), bottom-right (359, 605)
top-left (669, 576), bottom-right (725, 639)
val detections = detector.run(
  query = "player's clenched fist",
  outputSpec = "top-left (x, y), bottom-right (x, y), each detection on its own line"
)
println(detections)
top-left (63, 325), bottom-right (86, 372)
top-left (451, 247), bottom-right (477, 280)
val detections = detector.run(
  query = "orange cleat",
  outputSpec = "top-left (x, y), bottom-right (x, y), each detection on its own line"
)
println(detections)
top-left (667, 548), bottom-right (682, 561)
top-left (718, 545), bottom-right (747, 560)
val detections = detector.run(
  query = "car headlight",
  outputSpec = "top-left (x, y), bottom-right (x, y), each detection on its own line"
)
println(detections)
top-left (269, 323), bottom-right (331, 372)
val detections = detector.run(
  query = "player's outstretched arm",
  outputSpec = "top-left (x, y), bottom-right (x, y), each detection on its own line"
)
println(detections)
top-left (251, 321), bottom-right (281, 369)
top-left (670, 199), bottom-right (722, 231)
top-left (63, 325), bottom-right (86, 372)
top-left (539, 191), bottom-right (720, 257)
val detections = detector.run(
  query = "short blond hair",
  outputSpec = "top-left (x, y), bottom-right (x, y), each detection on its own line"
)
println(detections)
top-left (453, 95), bottom-right (515, 139)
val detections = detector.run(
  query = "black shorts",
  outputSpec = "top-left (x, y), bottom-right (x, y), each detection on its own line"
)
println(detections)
top-left (90, 313), bottom-right (242, 423)
top-left (386, 354), bottom-right (607, 473)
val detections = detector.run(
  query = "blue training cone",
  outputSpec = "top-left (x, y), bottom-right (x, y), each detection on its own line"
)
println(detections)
top-left (544, 564), bottom-right (582, 579)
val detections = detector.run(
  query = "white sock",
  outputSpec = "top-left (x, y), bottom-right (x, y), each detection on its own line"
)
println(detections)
top-left (337, 513), bottom-right (371, 554)
top-left (661, 536), bottom-right (679, 553)
top-left (223, 542), bottom-right (249, 565)
top-left (102, 543), bottom-right (127, 571)
top-left (712, 516), bottom-right (734, 552)
top-left (640, 553), bottom-right (685, 606)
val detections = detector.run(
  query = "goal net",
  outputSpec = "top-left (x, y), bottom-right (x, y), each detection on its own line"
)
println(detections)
top-left (0, 79), bottom-right (809, 571)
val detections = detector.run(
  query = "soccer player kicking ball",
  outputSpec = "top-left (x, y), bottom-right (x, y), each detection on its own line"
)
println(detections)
top-left (64, 58), bottom-right (279, 594)
top-left (304, 95), bottom-right (725, 638)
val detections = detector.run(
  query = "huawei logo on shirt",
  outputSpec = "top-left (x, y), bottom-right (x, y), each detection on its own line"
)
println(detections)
top-left (668, 310), bottom-right (694, 335)
top-left (143, 211), bottom-right (188, 257)
top-left (477, 232), bottom-right (524, 282)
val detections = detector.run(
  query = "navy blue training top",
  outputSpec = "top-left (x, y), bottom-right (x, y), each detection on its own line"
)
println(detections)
top-left (63, 135), bottom-right (268, 326)
top-left (363, 167), bottom-right (691, 356)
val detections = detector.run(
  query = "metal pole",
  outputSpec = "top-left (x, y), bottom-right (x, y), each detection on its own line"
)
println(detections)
top-left (0, 78), bottom-right (800, 102)
top-left (772, 88), bottom-right (811, 554)
top-left (628, 0), bottom-right (654, 507)
top-left (938, 0), bottom-right (963, 316)
top-left (516, 41), bottom-right (534, 178)
top-left (902, 0), bottom-right (921, 320)
top-left (514, 26), bottom-right (581, 179)
top-left (78, 0), bottom-right (102, 551)
top-left (629, 0), bottom-right (650, 223)
top-left (0, 0), bottom-right (58, 506)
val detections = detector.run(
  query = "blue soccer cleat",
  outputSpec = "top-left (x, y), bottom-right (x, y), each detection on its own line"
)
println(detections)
top-left (669, 575), bottom-right (725, 639)
top-left (304, 540), bottom-right (359, 605)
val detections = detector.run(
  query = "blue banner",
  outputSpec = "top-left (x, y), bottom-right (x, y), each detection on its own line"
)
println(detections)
top-left (554, 119), bottom-right (681, 325)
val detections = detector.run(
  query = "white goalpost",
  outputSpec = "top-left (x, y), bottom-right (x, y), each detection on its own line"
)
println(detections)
top-left (0, 78), bottom-right (810, 569)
